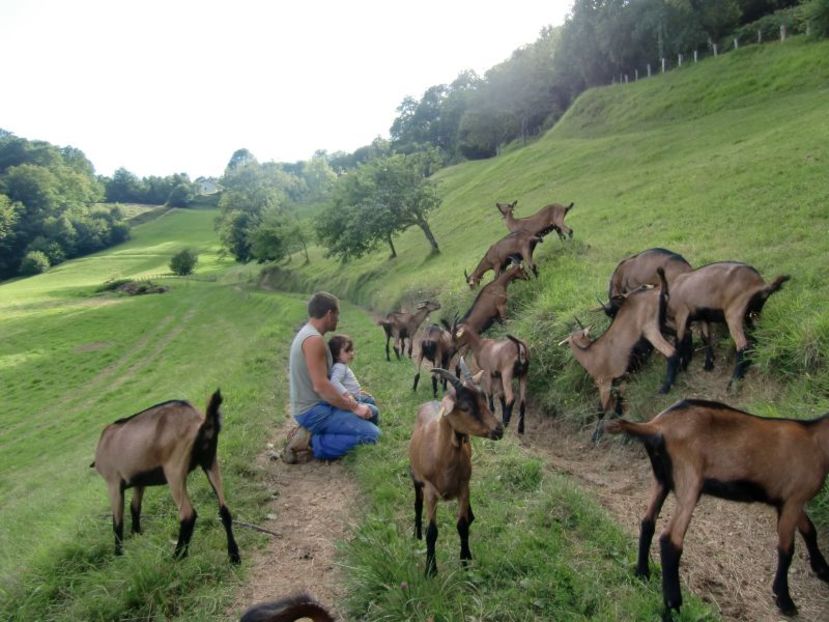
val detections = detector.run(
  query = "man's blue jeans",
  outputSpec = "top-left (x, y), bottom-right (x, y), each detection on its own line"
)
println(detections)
top-left (295, 402), bottom-right (381, 460)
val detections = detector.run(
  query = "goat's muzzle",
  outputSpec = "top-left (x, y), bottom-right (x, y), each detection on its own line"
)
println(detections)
top-left (489, 423), bottom-right (504, 440)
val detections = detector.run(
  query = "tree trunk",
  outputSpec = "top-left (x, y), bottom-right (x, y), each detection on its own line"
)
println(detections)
top-left (386, 233), bottom-right (397, 258)
top-left (418, 220), bottom-right (440, 254)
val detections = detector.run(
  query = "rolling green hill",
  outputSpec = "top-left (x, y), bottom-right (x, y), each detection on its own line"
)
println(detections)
top-left (269, 37), bottom-right (829, 423)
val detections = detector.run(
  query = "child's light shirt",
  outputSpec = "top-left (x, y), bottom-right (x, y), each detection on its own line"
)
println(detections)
top-left (330, 362), bottom-right (362, 396)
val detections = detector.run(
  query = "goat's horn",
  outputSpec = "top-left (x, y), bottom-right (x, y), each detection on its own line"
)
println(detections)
top-left (458, 357), bottom-right (473, 383)
top-left (595, 296), bottom-right (611, 313)
top-left (557, 336), bottom-right (571, 346)
top-left (431, 368), bottom-right (462, 391)
top-left (574, 316), bottom-right (585, 329)
top-left (464, 269), bottom-right (470, 281)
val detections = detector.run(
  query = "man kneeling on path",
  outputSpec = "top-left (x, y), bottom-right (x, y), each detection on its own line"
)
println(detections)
top-left (283, 291), bottom-right (381, 463)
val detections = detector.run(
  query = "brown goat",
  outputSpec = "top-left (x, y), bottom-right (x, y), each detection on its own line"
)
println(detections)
top-left (92, 389), bottom-right (240, 563)
top-left (459, 263), bottom-right (529, 335)
top-left (453, 324), bottom-right (530, 434)
top-left (464, 230), bottom-right (543, 288)
top-left (603, 248), bottom-right (692, 318)
top-left (664, 262), bottom-right (790, 385)
top-left (606, 399), bottom-right (829, 618)
top-left (378, 300), bottom-right (441, 361)
top-left (409, 362), bottom-right (504, 576)
top-left (559, 271), bottom-right (678, 430)
top-left (496, 199), bottom-right (574, 241)
top-left (413, 321), bottom-right (457, 397)
top-left (240, 593), bottom-right (334, 622)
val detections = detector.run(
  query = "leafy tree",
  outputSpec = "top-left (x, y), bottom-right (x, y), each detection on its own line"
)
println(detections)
top-left (19, 250), bottom-right (49, 275)
top-left (167, 182), bottom-right (195, 207)
top-left (170, 248), bottom-right (198, 275)
top-left (802, 0), bottom-right (829, 37)
top-left (317, 153), bottom-right (441, 261)
top-left (105, 167), bottom-right (144, 203)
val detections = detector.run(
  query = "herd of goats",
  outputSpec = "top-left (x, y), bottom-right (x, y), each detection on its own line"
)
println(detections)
top-left (378, 199), bottom-right (829, 620)
top-left (87, 200), bottom-right (829, 621)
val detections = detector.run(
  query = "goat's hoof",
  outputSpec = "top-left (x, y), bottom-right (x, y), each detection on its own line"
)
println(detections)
top-left (775, 596), bottom-right (797, 616)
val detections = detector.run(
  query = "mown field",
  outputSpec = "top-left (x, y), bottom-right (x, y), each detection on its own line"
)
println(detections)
top-left (2, 36), bottom-right (828, 622)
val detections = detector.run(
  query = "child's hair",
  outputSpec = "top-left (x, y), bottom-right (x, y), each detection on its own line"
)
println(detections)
top-left (328, 334), bottom-right (354, 361)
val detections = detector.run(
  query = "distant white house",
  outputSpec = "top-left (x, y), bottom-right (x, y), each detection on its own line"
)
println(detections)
top-left (195, 177), bottom-right (221, 195)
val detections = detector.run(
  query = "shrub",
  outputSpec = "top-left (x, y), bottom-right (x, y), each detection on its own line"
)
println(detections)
top-left (169, 248), bottom-right (198, 276)
top-left (19, 251), bottom-right (50, 275)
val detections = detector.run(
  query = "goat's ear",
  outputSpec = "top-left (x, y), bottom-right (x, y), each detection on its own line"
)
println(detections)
top-left (440, 394), bottom-right (455, 416)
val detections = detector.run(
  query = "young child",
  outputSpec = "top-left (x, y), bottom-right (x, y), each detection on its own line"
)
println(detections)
top-left (328, 334), bottom-right (379, 425)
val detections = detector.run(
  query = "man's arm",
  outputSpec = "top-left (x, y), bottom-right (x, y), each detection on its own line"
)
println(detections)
top-left (303, 336), bottom-right (369, 417)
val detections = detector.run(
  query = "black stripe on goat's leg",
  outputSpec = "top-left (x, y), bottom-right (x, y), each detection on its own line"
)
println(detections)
top-left (431, 374), bottom-right (439, 398)
top-left (412, 475), bottom-right (424, 540)
top-left (425, 521), bottom-right (438, 576)
top-left (130, 486), bottom-right (144, 534)
top-left (412, 372), bottom-right (420, 392)
top-left (798, 511), bottom-right (829, 581)
top-left (174, 510), bottom-right (197, 560)
top-left (731, 346), bottom-right (753, 384)
top-left (517, 399), bottom-right (526, 435)
top-left (660, 354), bottom-right (679, 394)
top-left (637, 480), bottom-right (669, 578)
top-left (203, 461), bottom-right (241, 564)
top-left (773, 503), bottom-right (801, 614)
top-left (457, 488), bottom-right (473, 566)
top-left (385, 338), bottom-right (391, 362)
top-left (659, 534), bottom-right (683, 614)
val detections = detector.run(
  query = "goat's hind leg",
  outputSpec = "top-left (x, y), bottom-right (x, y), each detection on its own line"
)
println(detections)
top-left (636, 479), bottom-right (668, 578)
top-left (798, 510), bottom-right (829, 582)
top-left (456, 485), bottom-right (473, 567)
top-left (424, 487), bottom-right (440, 577)
top-left (411, 470), bottom-right (424, 540)
top-left (773, 502), bottom-right (803, 614)
top-left (203, 461), bottom-right (241, 564)
top-left (108, 480), bottom-right (126, 555)
top-left (165, 465), bottom-right (197, 560)
top-left (659, 479), bottom-right (700, 616)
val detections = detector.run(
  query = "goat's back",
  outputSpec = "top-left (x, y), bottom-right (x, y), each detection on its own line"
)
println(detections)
top-left (615, 399), bottom-right (829, 500)
top-left (95, 401), bottom-right (203, 482)
top-left (670, 262), bottom-right (769, 310)
top-left (609, 248), bottom-right (691, 299)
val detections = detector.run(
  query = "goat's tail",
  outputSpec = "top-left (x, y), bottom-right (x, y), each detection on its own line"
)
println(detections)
top-left (377, 319), bottom-right (393, 337)
top-left (506, 335), bottom-right (530, 375)
top-left (604, 418), bottom-right (658, 439)
top-left (89, 461), bottom-right (96, 468)
top-left (564, 202), bottom-right (574, 213)
top-left (194, 389), bottom-right (224, 469)
top-left (747, 274), bottom-right (791, 317)
top-left (421, 339), bottom-right (438, 362)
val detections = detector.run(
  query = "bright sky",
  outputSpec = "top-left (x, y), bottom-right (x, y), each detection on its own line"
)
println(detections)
top-left (1, 0), bottom-right (572, 180)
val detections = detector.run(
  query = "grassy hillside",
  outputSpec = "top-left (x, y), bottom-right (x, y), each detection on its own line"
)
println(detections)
top-left (268, 37), bottom-right (829, 428)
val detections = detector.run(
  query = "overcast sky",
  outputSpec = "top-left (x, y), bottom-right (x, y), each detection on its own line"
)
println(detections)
top-left (1, 0), bottom-right (572, 179)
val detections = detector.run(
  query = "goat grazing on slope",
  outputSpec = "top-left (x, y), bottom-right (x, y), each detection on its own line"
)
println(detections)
top-left (559, 270), bottom-right (678, 429)
top-left (92, 389), bottom-right (240, 563)
top-left (453, 324), bottom-right (530, 434)
top-left (464, 230), bottom-right (543, 288)
top-left (459, 263), bottom-right (529, 335)
top-left (378, 300), bottom-right (441, 361)
top-left (413, 321), bottom-right (457, 398)
top-left (663, 261), bottom-right (789, 385)
top-left (602, 248), bottom-right (692, 318)
top-left (606, 399), bottom-right (829, 618)
top-left (409, 362), bottom-right (504, 576)
top-left (496, 199), bottom-right (575, 241)
top-left (240, 593), bottom-right (334, 622)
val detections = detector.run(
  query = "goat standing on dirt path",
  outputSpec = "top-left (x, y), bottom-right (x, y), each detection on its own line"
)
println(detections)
top-left (560, 269), bottom-right (678, 434)
top-left (496, 199), bottom-right (575, 241)
top-left (453, 324), bottom-right (530, 434)
top-left (459, 263), bottom-right (529, 335)
top-left (378, 300), bottom-right (441, 361)
top-left (409, 363), bottom-right (503, 576)
top-left (413, 321), bottom-right (457, 397)
top-left (464, 229), bottom-right (543, 288)
top-left (92, 389), bottom-right (240, 563)
top-left (664, 261), bottom-right (789, 386)
top-left (606, 399), bottom-right (829, 618)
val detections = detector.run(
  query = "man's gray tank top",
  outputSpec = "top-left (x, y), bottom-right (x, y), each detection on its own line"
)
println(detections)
top-left (289, 323), bottom-right (333, 417)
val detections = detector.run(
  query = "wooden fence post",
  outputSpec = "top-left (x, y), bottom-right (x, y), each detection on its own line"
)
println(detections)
top-left (647, 63), bottom-right (651, 77)
top-left (678, 53), bottom-right (683, 67)
top-left (734, 37), bottom-right (739, 49)
top-left (757, 29), bottom-right (762, 43)
top-left (635, 68), bottom-right (639, 81)
top-left (624, 74), bottom-right (629, 84)
top-left (661, 57), bottom-right (666, 73)
top-left (780, 24), bottom-right (786, 41)
top-left (694, 50), bottom-right (698, 63)
top-left (713, 43), bottom-right (718, 57)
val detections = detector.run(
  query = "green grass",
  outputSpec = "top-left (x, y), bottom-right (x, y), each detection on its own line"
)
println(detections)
top-left (4, 36), bottom-right (829, 622)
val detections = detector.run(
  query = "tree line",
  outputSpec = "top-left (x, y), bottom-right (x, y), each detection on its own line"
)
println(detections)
top-left (0, 130), bottom-right (130, 279)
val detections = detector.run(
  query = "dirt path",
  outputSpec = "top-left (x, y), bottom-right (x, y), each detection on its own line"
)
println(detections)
top-left (230, 412), bottom-right (358, 621)
top-left (520, 407), bottom-right (829, 622)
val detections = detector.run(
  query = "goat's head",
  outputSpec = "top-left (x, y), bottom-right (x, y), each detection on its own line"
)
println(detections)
top-left (421, 300), bottom-right (441, 313)
top-left (495, 200), bottom-right (518, 218)
top-left (464, 268), bottom-right (480, 289)
top-left (431, 360), bottom-right (503, 440)
top-left (558, 318), bottom-right (592, 349)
